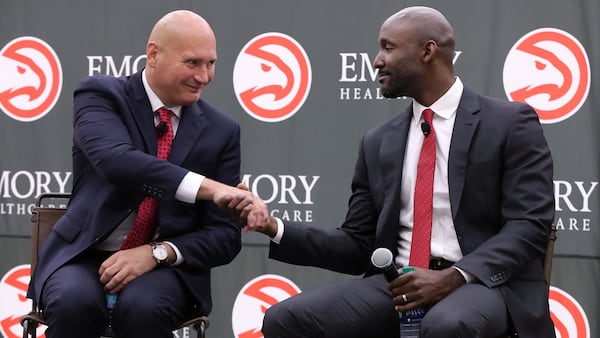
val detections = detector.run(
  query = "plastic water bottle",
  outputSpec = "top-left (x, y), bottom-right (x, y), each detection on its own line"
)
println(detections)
top-left (370, 249), bottom-right (427, 338)
top-left (102, 293), bottom-right (118, 336)
top-left (399, 266), bottom-right (426, 338)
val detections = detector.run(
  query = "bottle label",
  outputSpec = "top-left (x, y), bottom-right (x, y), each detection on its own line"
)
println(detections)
top-left (402, 307), bottom-right (426, 323)
top-left (106, 294), bottom-right (118, 309)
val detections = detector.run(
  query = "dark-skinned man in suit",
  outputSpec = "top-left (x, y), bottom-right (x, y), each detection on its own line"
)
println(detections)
top-left (240, 6), bottom-right (555, 338)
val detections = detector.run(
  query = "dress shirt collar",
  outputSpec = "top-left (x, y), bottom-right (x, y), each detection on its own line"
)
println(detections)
top-left (412, 77), bottom-right (463, 122)
top-left (142, 69), bottom-right (182, 118)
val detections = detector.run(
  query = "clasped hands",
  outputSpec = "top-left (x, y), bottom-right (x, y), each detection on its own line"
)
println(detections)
top-left (214, 183), bottom-right (278, 236)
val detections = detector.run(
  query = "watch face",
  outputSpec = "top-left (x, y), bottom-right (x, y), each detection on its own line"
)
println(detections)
top-left (153, 245), bottom-right (168, 260)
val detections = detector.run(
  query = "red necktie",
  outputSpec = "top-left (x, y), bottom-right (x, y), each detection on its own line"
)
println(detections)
top-left (409, 108), bottom-right (435, 268)
top-left (120, 108), bottom-right (174, 250)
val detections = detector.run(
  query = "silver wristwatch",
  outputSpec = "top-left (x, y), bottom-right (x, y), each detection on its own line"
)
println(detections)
top-left (150, 242), bottom-right (169, 266)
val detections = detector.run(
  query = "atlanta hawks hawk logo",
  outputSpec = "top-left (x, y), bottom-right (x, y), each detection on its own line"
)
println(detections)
top-left (503, 28), bottom-right (590, 124)
top-left (233, 33), bottom-right (312, 123)
top-left (0, 36), bottom-right (62, 122)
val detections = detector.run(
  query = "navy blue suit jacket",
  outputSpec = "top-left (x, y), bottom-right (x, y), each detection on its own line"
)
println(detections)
top-left (28, 71), bottom-right (242, 316)
top-left (270, 88), bottom-right (555, 338)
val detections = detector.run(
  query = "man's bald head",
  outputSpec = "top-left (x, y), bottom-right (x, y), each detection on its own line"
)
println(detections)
top-left (148, 10), bottom-right (215, 49)
top-left (386, 6), bottom-right (455, 63)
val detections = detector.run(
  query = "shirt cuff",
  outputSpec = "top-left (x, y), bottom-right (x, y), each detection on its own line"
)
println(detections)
top-left (163, 241), bottom-right (183, 265)
top-left (452, 266), bottom-right (476, 283)
top-left (175, 172), bottom-right (205, 203)
top-left (271, 217), bottom-right (284, 244)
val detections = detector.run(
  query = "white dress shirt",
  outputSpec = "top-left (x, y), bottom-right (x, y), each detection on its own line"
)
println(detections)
top-left (396, 77), bottom-right (463, 267)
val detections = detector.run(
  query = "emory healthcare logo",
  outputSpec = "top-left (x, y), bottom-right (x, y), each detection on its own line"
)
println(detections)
top-left (0, 36), bottom-right (62, 122)
top-left (503, 28), bottom-right (590, 124)
top-left (549, 286), bottom-right (590, 338)
top-left (233, 33), bottom-right (312, 122)
top-left (231, 274), bottom-right (301, 338)
top-left (0, 264), bottom-right (46, 338)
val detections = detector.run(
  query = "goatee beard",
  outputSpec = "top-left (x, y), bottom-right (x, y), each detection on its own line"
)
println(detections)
top-left (381, 88), bottom-right (399, 98)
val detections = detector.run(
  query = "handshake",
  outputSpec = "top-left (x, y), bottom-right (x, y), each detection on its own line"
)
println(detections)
top-left (208, 181), bottom-right (277, 237)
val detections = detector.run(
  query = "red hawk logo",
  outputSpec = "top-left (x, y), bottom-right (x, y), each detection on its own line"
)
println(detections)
top-left (233, 33), bottom-right (312, 122)
top-left (231, 274), bottom-right (301, 337)
top-left (0, 36), bottom-right (62, 122)
top-left (503, 28), bottom-right (590, 124)
top-left (549, 286), bottom-right (590, 338)
top-left (0, 265), bottom-right (46, 338)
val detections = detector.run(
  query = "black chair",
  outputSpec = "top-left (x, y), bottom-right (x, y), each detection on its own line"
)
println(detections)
top-left (20, 193), bottom-right (209, 338)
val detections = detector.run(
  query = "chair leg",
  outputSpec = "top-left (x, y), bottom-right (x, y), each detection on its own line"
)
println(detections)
top-left (21, 318), bottom-right (37, 338)
top-left (193, 320), bottom-right (205, 338)
top-left (21, 318), bottom-right (29, 338)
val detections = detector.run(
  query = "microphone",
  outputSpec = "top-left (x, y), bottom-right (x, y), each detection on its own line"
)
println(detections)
top-left (156, 122), bottom-right (167, 136)
top-left (371, 247), bottom-right (399, 282)
top-left (372, 248), bottom-right (427, 337)
top-left (420, 121), bottom-right (430, 136)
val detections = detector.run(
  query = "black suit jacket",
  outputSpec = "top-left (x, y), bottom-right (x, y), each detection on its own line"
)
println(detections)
top-left (28, 71), bottom-right (242, 316)
top-left (270, 87), bottom-right (555, 338)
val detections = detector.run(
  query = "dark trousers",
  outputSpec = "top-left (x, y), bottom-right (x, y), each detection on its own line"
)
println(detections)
top-left (262, 273), bottom-right (510, 338)
top-left (41, 250), bottom-right (194, 338)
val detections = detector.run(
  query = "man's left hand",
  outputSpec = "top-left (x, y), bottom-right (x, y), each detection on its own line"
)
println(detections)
top-left (98, 245), bottom-right (156, 293)
top-left (388, 267), bottom-right (466, 312)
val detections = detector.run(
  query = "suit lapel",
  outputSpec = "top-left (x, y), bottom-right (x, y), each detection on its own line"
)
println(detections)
top-left (381, 109), bottom-right (411, 198)
top-left (448, 88), bottom-right (480, 220)
top-left (125, 72), bottom-right (157, 155)
top-left (377, 108), bottom-right (411, 249)
top-left (168, 104), bottom-right (205, 165)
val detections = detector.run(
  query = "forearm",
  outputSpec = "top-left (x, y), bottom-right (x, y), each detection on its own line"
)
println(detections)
top-left (170, 222), bottom-right (242, 269)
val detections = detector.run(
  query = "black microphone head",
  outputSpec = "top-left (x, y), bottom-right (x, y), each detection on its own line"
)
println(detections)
top-left (421, 121), bottom-right (430, 136)
top-left (372, 247), bottom-right (399, 282)
top-left (371, 247), bottom-right (394, 269)
top-left (156, 122), bottom-right (167, 136)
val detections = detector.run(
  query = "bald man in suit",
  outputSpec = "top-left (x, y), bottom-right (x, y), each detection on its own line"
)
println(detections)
top-left (28, 10), bottom-right (267, 338)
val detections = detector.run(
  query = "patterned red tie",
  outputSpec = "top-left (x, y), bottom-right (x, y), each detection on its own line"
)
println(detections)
top-left (409, 108), bottom-right (436, 268)
top-left (120, 108), bottom-right (174, 250)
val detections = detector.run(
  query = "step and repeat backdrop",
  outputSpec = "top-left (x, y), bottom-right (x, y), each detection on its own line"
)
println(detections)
top-left (1, 1), bottom-right (598, 337)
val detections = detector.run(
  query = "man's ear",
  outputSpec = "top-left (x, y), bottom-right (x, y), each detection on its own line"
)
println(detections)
top-left (421, 40), bottom-right (438, 62)
top-left (146, 41), bottom-right (159, 66)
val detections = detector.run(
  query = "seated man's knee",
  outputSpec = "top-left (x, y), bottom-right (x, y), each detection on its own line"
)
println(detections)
top-left (42, 282), bottom-right (105, 335)
top-left (43, 280), bottom-right (103, 320)
top-left (262, 302), bottom-right (290, 335)
top-left (113, 292), bottom-right (177, 330)
top-left (262, 300), bottom-right (316, 337)
top-left (420, 307), bottom-right (472, 338)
